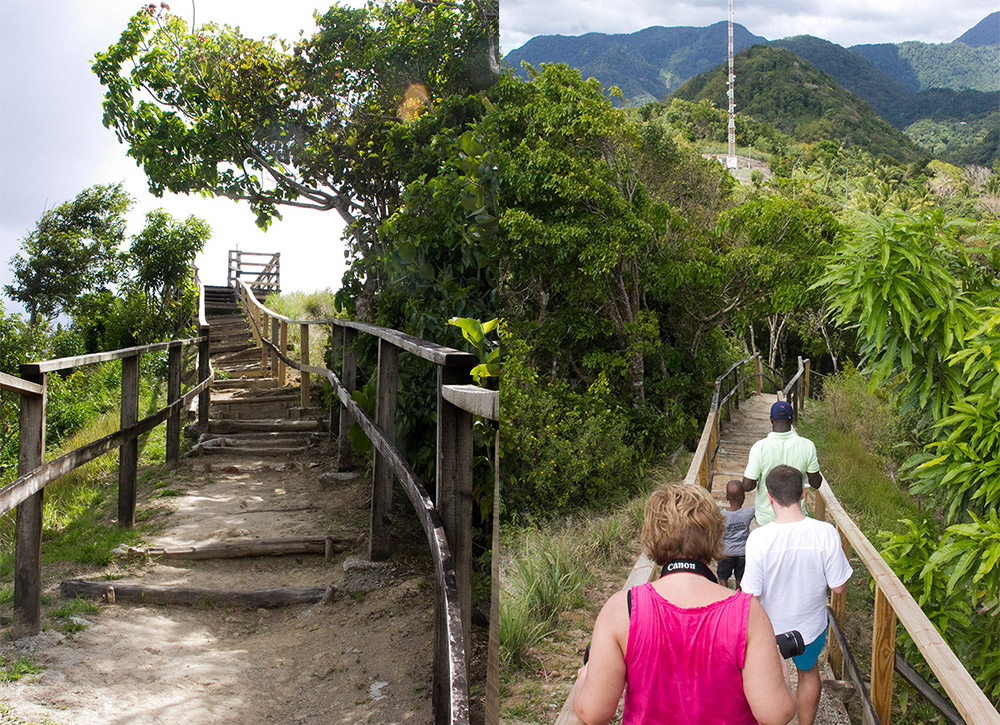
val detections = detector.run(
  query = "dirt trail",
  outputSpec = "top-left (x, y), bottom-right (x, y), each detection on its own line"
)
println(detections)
top-left (0, 300), bottom-right (446, 724)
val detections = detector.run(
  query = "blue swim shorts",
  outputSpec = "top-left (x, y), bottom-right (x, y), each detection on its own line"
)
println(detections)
top-left (792, 627), bottom-right (827, 671)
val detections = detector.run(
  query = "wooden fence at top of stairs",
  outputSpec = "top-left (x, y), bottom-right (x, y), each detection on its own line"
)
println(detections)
top-left (555, 355), bottom-right (999, 725)
top-left (0, 258), bottom-right (498, 725)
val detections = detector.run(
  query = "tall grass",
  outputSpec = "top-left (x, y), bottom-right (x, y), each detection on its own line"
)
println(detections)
top-left (262, 290), bottom-right (345, 380)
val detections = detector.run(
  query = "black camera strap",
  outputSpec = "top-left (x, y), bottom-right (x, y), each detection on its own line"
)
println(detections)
top-left (627, 559), bottom-right (719, 617)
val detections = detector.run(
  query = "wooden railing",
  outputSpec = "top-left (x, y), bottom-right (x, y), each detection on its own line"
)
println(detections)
top-left (683, 352), bottom-right (783, 489)
top-left (235, 280), bottom-right (496, 725)
top-left (0, 294), bottom-right (213, 640)
top-left (227, 250), bottom-right (280, 295)
top-left (556, 357), bottom-right (999, 725)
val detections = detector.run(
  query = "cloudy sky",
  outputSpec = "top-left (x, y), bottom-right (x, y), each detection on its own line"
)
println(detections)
top-left (0, 0), bottom-right (362, 316)
top-left (501, 0), bottom-right (999, 55)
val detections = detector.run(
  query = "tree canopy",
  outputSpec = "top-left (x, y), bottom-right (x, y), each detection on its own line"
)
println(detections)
top-left (94, 0), bottom-right (498, 321)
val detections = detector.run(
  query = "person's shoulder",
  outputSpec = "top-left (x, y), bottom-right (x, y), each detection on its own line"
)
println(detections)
top-left (736, 506), bottom-right (756, 523)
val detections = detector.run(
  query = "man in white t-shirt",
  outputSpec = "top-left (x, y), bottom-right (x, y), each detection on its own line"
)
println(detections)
top-left (742, 399), bottom-right (822, 525)
top-left (742, 464), bottom-right (852, 725)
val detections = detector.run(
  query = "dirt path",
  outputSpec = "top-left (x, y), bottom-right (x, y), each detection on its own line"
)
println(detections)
top-left (0, 298), bottom-right (456, 724)
top-left (1, 447), bottom-right (441, 724)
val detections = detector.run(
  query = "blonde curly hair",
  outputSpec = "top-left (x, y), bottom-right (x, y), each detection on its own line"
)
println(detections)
top-left (640, 484), bottom-right (724, 566)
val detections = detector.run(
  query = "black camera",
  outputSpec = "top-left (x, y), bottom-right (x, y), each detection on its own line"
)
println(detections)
top-left (775, 630), bottom-right (805, 659)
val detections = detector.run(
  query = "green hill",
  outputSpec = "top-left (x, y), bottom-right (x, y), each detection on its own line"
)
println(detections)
top-left (773, 36), bottom-right (1000, 130)
top-left (851, 40), bottom-right (1000, 92)
top-left (503, 22), bottom-right (768, 104)
top-left (671, 45), bottom-right (925, 163)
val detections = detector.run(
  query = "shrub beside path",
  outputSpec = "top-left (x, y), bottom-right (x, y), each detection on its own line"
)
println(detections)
top-left (0, 298), bottom-right (441, 724)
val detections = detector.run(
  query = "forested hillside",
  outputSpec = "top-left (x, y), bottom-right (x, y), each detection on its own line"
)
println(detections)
top-left (671, 45), bottom-right (925, 163)
top-left (851, 39), bottom-right (1000, 92)
top-left (954, 11), bottom-right (1000, 46)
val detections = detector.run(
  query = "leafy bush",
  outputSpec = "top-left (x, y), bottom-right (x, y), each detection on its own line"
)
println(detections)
top-left (501, 334), bottom-right (642, 520)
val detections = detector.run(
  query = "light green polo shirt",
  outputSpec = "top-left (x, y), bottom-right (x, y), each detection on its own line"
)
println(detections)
top-left (743, 429), bottom-right (820, 525)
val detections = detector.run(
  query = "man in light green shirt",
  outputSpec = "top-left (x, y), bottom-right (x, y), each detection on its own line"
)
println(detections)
top-left (742, 400), bottom-right (822, 525)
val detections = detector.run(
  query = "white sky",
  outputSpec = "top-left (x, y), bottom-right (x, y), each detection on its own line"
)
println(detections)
top-left (0, 0), bottom-right (366, 317)
top-left (501, 0), bottom-right (1000, 55)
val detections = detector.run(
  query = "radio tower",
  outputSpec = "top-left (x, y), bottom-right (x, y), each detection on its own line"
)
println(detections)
top-left (726, 0), bottom-right (738, 169)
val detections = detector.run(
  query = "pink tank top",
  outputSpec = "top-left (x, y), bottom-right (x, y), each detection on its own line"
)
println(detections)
top-left (622, 582), bottom-right (757, 724)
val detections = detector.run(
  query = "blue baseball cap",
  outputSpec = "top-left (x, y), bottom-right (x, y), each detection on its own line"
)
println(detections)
top-left (770, 401), bottom-right (794, 420)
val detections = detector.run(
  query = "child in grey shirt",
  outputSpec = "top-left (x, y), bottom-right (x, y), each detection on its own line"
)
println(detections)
top-left (718, 479), bottom-right (756, 588)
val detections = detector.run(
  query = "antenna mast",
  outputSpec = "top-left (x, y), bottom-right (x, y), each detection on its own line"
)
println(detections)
top-left (726, 0), bottom-right (737, 169)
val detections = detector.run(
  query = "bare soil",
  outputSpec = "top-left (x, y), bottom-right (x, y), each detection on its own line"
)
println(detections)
top-left (0, 445), bottom-right (472, 724)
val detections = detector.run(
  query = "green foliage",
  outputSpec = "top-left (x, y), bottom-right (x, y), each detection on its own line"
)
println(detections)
top-left (48, 597), bottom-right (100, 636)
top-left (448, 316), bottom-right (498, 384)
top-left (4, 184), bottom-right (131, 326)
top-left (817, 210), bottom-right (984, 426)
top-left (881, 516), bottom-right (1000, 705)
top-left (95, 0), bottom-right (497, 323)
top-left (501, 333), bottom-right (642, 518)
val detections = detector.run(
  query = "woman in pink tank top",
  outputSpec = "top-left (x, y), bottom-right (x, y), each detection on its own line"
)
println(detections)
top-left (573, 484), bottom-right (795, 724)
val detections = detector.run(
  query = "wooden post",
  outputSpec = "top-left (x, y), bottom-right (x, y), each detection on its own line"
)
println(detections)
top-left (828, 526), bottom-right (850, 680)
top-left (872, 584), bottom-right (897, 723)
top-left (13, 371), bottom-right (45, 639)
top-left (486, 428), bottom-right (500, 725)
top-left (278, 320), bottom-right (288, 386)
top-left (300, 323), bottom-right (310, 408)
top-left (336, 327), bottom-right (357, 470)
top-left (271, 317), bottom-right (280, 381)
top-left (437, 364), bottom-right (474, 674)
top-left (733, 366), bottom-right (740, 410)
top-left (804, 358), bottom-right (811, 401)
top-left (755, 355), bottom-right (762, 394)
top-left (369, 340), bottom-right (399, 562)
top-left (198, 326), bottom-right (211, 429)
top-left (118, 354), bottom-right (140, 529)
top-left (261, 311), bottom-right (270, 370)
top-left (166, 344), bottom-right (182, 467)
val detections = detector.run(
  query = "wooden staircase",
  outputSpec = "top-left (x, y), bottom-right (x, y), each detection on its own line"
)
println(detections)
top-left (188, 286), bottom-right (330, 459)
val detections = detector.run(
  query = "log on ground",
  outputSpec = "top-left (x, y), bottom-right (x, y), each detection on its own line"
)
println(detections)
top-left (61, 580), bottom-right (330, 608)
top-left (117, 535), bottom-right (345, 560)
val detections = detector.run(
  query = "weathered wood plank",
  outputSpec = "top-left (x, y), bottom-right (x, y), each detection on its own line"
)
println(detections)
top-left (441, 384), bottom-right (498, 421)
top-left (370, 339), bottom-right (398, 562)
top-left (337, 327), bottom-right (357, 470)
top-left (0, 371), bottom-right (44, 396)
top-left (166, 345), bottom-right (182, 467)
top-left (119, 536), bottom-right (344, 560)
top-left (118, 355), bottom-right (140, 529)
top-left (13, 372), bottom-right (45, 640)
top-left (21, 338), bottom-right (199, 375)
top-left (61, 580), bottom-right (329, 608)
top-left (300, 323), bottom-right (310, 408)
top-left (872, 585), bottom-right (897, 724)
top-left (437, 365), bottom-right (474, 675)
top-left (827, 604), bottom-right (880, 725)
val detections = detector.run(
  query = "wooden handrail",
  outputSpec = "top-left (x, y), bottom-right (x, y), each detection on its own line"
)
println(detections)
top-left (683, 353), bottom-right (762, 489)
top-left (815, 481), bottom-right (999, 724)
top-left (0, 372), bottom-right (44, 396)
top-left (20, 338), bottom-right (199, 375)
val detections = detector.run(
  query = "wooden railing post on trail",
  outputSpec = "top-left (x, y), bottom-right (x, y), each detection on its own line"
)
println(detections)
top-left (12, 370), bottom-right (45, 639)
top-left (299, 323), bottom-right (310, 408)
top-left (118, 353), bottom-right (140, 529)
top-left (166, 344), bottom-right (182, 467)
top-left (336, 326), bottom-right (357, 470)
top-left (369, 339), bottom-right (398, 562)
top-left (2, 332), bottom-right (213, 641)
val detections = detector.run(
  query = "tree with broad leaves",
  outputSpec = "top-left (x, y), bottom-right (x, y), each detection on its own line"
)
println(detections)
top-left (5, 184), bottom-right (131, 327)
top-left (93, 0), bottom-right (497, 322)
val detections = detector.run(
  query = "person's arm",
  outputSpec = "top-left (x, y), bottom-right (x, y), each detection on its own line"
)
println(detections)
top-left (807, 471), bottom-right (822, 489)
top-left (742, 476), bottom-right (757, 492)
top-left (742, 597), bottom-right (796, 725)
top-left (831, 582), bottom-right (847, 595)
top-left (573, 590), bottom-right (628, 724)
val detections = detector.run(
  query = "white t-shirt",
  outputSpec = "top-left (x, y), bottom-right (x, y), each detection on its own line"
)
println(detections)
top-left (741, 517), bottom-right (852, 643)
